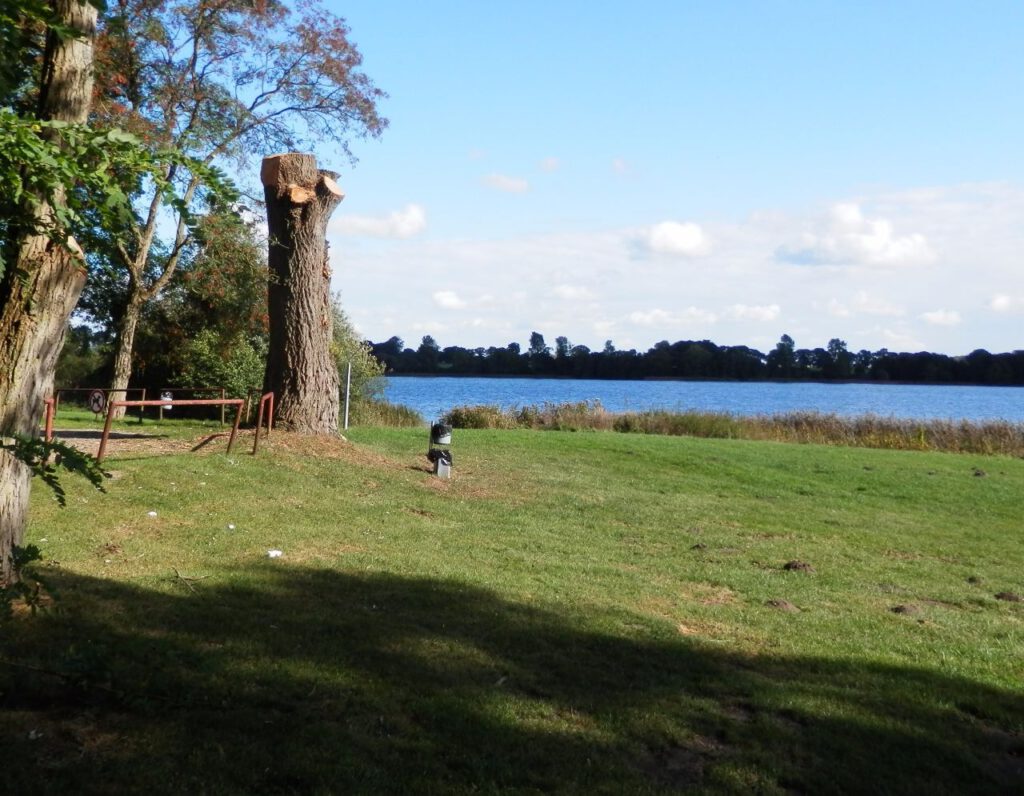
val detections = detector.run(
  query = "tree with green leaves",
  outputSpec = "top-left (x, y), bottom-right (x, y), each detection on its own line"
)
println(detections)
top-left (0, 0), bottom-right (100, 585)
top-left (86, 0), bottom-right (386, 416)
top-left (0, 0), bottom-right (236, 585)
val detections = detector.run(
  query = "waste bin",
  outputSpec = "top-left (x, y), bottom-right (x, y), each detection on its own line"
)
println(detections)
top-left (431, 423), bottom-right (452, 445)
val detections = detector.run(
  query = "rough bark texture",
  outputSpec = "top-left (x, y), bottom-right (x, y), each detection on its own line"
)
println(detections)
top-left (0, 0), bottom-right (96, 586)
top-left (261, 153), bottom-right (344, 434)
top-left (108, 296), bottom-right (142, 418)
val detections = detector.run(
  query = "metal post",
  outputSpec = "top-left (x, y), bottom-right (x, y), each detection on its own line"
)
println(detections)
top-left (98, 401), bottom-right (116, 462)
top-left (44, 398), bottom-right (55, 442)
top-left (226, 401), bottom-right (242, 454)
top-left (344, 361), bottom-right (352, 430)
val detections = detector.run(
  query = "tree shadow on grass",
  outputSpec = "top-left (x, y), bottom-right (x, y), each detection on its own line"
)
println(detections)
top-left (2, 566), bottom-right (1022, 794)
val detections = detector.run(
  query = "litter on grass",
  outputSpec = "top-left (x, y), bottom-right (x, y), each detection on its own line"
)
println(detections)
top-left (267, 549), bottom-right (283, 558)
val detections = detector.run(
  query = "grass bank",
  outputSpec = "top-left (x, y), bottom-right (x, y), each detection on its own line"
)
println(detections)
top-left (3, 422), bottom-right (1023, 793)
top-left (444, 401), bottom-right (1024, 456)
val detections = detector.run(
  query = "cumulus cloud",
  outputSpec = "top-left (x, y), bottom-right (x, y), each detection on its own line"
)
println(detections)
top-left (540, 157), bottom-right (561, 172)
top-left (645, 221), bottom-right (709, 257)
top-left (628, 307), bottom-right (718, 326)
top-left (920, 309), bottom-right (961, 326)
top-left (726, 303), bottom-right (781, 322)
top-left (553, 284), bottom-right (595, 301)
top-left (483, 173), bottom-right (529, 193)
top-left (432, 290), bottom-right (466, 310)
top-left (990, 294), bottom-right (1024, 313)
top-left (777, 202), bottom-right (933, 266)
top-left (332, 204), bottom-right (426, 239)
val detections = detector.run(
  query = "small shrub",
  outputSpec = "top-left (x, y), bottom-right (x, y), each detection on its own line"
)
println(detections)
top-left (443, 405), bottom-right (517, 429)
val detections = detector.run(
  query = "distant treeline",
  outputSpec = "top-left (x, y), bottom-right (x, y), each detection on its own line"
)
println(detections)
top-left (369, 333), bottom-right (1024, 386)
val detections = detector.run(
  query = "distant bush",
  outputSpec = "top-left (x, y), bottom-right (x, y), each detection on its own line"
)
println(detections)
top-left (349, 399), bottom-right (423, 428)
top-left (441, 402), bottom-right (1024, 456)
top-left (444, 405), bottom-right (518, 429)
top-left (180, 329), bottom-right (266, 399)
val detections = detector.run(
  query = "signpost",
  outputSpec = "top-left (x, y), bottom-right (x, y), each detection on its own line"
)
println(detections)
top-left (88, 389), bottom-right (106, 415)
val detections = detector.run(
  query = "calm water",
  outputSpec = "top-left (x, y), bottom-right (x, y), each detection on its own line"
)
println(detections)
top-left (383, 376), bottom-right (1024, 423)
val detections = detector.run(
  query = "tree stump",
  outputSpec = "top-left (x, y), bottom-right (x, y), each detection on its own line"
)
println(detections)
top-left (261, 153), bottom-right (345, 434)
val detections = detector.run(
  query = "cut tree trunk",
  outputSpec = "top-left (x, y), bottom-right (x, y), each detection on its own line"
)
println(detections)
top-left (0, 0), bottom-right (97, 586)
top-left (261, 153), bottom-right (345, 434)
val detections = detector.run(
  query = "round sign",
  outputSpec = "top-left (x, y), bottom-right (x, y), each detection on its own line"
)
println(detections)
top-left (88, 389), bottom-right (107, 414)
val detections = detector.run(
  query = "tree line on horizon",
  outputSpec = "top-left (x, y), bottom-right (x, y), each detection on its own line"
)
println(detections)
top-left (369, 332), bottom-right (1024, 386)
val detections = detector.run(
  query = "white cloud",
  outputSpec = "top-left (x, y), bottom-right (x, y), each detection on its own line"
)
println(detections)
top-left (553, 284), bottom-right (595, 301)
top-left (778, 202), bottom-right (933, 266)
top-left (628, 307), bottom-right (718, 326)
top-left (540, 157), bottom-right (561, 172)
top-left (432, 290), bottom-right (466, 310)
top-left (990, 294), bottom-right (1024, 313)
top-left (612, 158), bottom-right (629, 175)
top-left (920, 309), bottom-right (961, 326)
top-left (823, 293), bottom-right (904, 318)
top-left (726, 303), bottom-right (780, 322)
top-left (882, 328), bottom-right (926, 351)
top-left (332, 204), bottom-right (426, 239)
top-left (646, 221), bottom-right (709, 257)
top-left (483, 173), bottom-right (529, 193)
top-left (825, 299), bottom-right (852, 318)
top-left (331, 184), bottom-right (1024, 354)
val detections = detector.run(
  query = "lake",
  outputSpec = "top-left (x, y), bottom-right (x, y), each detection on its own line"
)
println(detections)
top-left (382, 376), bottom-right (1024, 423)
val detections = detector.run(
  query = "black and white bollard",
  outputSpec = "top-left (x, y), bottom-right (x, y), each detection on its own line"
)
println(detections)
top-left (427, 422), bottom-right (453, 479)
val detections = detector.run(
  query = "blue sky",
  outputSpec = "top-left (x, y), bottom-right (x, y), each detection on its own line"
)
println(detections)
top-left (318, 1), bottom-right (1024, 355)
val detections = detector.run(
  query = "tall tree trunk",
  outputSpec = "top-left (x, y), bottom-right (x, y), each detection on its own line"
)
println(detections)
top-left (0, 0), bottom-right (96, 586)
top-left (108, 295), bottom-right (143, 419)
top-left (261, 153), bottom-right (344, 434)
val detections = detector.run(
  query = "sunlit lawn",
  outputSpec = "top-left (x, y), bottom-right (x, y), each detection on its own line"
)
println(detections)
top-left (3, 422), bottom-right (1023, 793)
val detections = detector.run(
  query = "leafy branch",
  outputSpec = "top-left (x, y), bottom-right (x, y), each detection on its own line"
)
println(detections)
top-left (0, 109), bottom-right (238, 280)
top-left (2, 433), bottom-right (108, 506)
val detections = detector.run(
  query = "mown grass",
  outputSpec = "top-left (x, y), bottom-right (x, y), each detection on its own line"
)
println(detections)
top-left (3, 421), bottom-right (1023, 793)
top-left (444, 401), bottom-right (1024, 456)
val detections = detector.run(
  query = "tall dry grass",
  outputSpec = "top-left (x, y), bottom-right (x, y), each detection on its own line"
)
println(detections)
top-left (349, 399), bottom-right (424, 428)
top-left (441, 403), bottom-right (1024, 456)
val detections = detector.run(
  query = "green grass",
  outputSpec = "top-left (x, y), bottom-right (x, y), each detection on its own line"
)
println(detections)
top-left (3, 423), bottom-right (1023, 793)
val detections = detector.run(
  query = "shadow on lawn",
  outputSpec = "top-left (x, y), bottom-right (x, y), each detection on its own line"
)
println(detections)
top-left (2, 566), bottom-right (1022, 794)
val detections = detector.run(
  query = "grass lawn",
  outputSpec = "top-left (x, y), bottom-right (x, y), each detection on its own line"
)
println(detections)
top-left (3, 421), bottom-right (1023, 793)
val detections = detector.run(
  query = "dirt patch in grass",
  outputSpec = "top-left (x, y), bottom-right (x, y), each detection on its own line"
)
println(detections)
top-left (54, 429), bottom-right (205, 458)
top-left (891, 604), bottom-right (921, 615)
top-left (994, 591), bottom-right (1022, 603)
top-left (678, 582), bottom-right (737, 606)
top-left (641, 735), bottom-right (726, 789)
top-left (783, 560), bottom-right (815, 573)
top-left (766, 599), bottom-right (800, 612)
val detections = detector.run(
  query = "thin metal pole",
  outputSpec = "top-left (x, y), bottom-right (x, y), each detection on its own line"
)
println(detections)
top-left (44, 398), bottom-right (55, 442)
top-left (97, 402), bottom-right (116, 463)
top-left (343, 361), bottom-right (352, 430)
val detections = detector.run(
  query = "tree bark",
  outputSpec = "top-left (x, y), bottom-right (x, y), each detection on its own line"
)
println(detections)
top-left (261, 153), bottom-right (344, 434)
top-left (108, 296), bottom-right (143, 419)
top-left (0, 0), bottom-right (96, 586)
